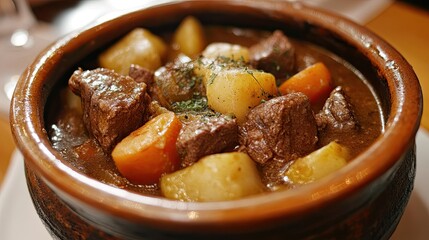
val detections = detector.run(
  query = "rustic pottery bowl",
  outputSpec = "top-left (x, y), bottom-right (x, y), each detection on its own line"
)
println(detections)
top-left (10, 0), bottom-right (422, 239)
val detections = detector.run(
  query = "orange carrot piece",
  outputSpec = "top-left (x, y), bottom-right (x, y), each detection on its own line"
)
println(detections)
top-left (112, 112), bottom-right (182, 185)
top-left (279, 62), bottom-right (332, 104)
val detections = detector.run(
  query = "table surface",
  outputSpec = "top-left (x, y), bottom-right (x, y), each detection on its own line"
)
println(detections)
top-left (1, 1), bottom-right (428, 184)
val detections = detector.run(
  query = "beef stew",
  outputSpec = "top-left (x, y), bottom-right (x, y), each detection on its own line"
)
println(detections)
top-left (46, 17), bottom-right (382, 201)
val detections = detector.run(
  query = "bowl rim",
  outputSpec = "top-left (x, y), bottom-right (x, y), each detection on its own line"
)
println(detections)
top-left (10, 0), bottom-right (422, 228)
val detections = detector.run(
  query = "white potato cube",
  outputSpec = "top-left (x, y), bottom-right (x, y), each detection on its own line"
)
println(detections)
top-left (99, 28), bottom-right (167, 74)
top-left (171, 16), bottom-right (206, 58)
top-left (202, 42), bottom-right (250, 62)
top-left (161, 152), bottom-right (264, 202)
top-left (285, 141), bottom-right (349, 184)
top-left (206, 69), bottom-right (277, 123)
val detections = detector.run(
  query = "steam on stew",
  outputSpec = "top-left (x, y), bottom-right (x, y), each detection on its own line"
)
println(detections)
top-left (48, 17), bottom-right (382, 202)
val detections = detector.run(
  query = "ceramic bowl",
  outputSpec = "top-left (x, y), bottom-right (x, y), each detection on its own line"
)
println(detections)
top-left (10, 0), bottom-right (422, 239)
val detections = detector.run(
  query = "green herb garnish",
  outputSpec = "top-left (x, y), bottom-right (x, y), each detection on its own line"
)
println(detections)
top-left (171, 96), bottom-right (209, 113)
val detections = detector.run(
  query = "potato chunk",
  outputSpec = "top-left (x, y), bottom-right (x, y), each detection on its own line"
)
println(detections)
top-left (285, 141), bottom-right (349, 184)
top-left (99, 28), bottom-right (167, 74)
top-left (206, 69), bottom-right (277, 123)
top-left (171, 16), bottom-right (206, 59)
top-left (161, 152), bottom-right (264, 202)
top-left (202, 43), bottom-right (250, 62)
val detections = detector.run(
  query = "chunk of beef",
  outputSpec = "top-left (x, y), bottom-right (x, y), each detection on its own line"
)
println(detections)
top-left (249, 30), bottom-right (295, 80)
top-left (129, 64), bottom-right (154, 86)
top-left (239, 93), bottom-right (318, 184)
top-left (176, 114), bottom-right (239, 167)
top-left (151, 56), bottom-right (205, 109)
top-left (69, 68), bottom-right (151, 152)
top-left (315, 86), bottom-right (359, 146)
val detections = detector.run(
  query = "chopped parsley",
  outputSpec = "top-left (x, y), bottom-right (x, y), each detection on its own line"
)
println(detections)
top-left (171, 96), bottom-right (209, 113)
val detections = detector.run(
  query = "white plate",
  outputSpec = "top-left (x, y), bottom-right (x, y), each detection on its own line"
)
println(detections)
top-left (0, 150), bottom-right (51, 240)
top-left (1, 128), bottom-right (429, 239)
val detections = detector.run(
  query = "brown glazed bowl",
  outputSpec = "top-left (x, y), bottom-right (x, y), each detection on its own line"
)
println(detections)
top-left (10, 0), bottom-right (422, 239)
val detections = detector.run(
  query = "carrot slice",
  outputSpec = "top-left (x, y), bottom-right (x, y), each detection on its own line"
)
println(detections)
top-left (112, 112), bottom-right (182, 185)
top-left (279, 62), bottom-right (332, 104)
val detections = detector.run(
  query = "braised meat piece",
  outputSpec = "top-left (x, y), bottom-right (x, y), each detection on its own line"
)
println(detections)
top-left (151, 57), bottom-right (205, 109)
top-left (249, 30), bottom-right (296, 80)
top-left (315, 86), bottom-right (360, 146)
top-left (239, 93), bottom-right (318, 183)
top-left (129, 64), bottom-right (154, 86)
top-left (69, 68), bottom-right (151, 152)
top-left (176, 114), bottom-right (239, 167)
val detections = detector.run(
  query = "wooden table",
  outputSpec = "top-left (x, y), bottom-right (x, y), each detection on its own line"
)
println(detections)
top-left (366, 1), bottom-right (429, 129)
top-left (0, 118), bottom-right (15, 183)
top-left (1, 1), bottom-right (428, 184)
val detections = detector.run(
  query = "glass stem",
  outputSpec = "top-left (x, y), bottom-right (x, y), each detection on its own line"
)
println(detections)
top-left (0, 0), bottom-right (36, 36)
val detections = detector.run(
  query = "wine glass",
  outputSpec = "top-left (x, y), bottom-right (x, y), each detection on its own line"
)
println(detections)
top-left (0, 0), bottom-right (57, 117)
